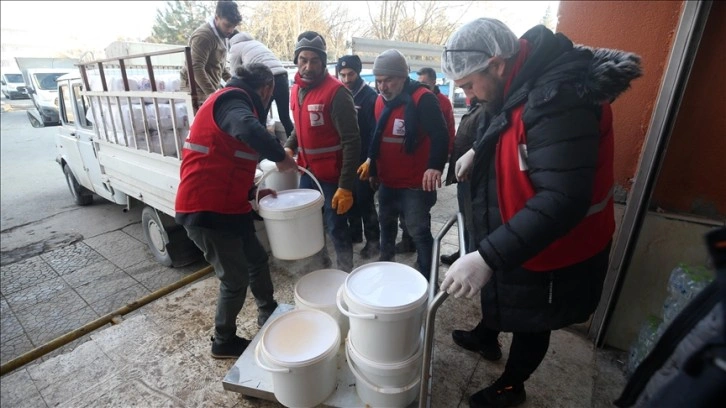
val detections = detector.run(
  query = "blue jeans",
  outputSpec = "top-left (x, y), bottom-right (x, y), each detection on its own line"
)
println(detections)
top-left (378, 185), bottom-right (437, 279)
top-left (300, 173), bottom-right (354, 271)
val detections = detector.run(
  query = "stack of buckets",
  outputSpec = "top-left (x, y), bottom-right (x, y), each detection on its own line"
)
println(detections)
top-left (338, 262), bottom-right (429, 407)
top-left (255, 268), bottom-right (349, 408)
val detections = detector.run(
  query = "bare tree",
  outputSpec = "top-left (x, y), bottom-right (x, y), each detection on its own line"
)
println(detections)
top-left (364, 1), bottom-right (474, 44)
top-left (241, 1), bottom-right (356, 63)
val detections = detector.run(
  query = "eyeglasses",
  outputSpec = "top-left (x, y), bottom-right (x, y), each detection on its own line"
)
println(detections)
top-left (442, 47), bottom-right (492, 64)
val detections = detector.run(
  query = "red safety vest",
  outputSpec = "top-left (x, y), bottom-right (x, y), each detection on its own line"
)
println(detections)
top-left (374, 86), bottom-right (432, 188)
top-left (291, 73), bottom-right (345, 184)
top-left (496, 103), bottom-right (616, 271)
top-left (435, 91), bottom-right (455, 155)
top-left (175, 88), bottom-right (259, 215)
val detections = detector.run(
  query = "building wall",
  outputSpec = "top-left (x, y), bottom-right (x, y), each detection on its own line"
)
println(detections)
top-left (650, 1), bottom-right (726, 219)
top-left (556, 1), bottom-right (684, 196)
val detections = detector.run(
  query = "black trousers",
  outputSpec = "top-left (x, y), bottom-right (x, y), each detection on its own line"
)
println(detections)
top-left (476, 323), bottom-right (552, 386)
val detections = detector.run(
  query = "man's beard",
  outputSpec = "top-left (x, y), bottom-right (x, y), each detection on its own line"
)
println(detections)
top-left (483, 78), bottom-right (505, 115)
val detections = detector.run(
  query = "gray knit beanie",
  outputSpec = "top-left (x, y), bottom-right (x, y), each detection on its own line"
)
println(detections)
top-left (293, 31), bottom-right (327, 64)
top-left (373, 49), bottom-right (409, 77)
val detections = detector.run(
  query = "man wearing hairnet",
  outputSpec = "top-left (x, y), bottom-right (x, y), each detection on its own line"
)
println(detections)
top-left (440, 18), bottom-right (642, 407)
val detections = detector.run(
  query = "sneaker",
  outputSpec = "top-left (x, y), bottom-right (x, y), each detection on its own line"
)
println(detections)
top-left (360, 241), bottom-right (380, 259)
top-left (452, 329), bottom-right (502, 361)
top-left (469, 379), bottom-right (526, 408)
top-left (440, 252), bottom-right (461, 265)
top-left (394, 238), bottom-right (415, 254)
top-left (210, 335), bottom-right (250, 359)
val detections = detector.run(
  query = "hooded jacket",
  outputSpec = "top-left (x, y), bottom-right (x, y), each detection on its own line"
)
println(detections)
top-left (471, 25), bottom-right (642, 332)
top-left (228, 32), bottom-right (286, 76)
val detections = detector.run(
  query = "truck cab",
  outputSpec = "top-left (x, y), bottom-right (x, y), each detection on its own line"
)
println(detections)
top-left (55, 72), bottom-right (127, 206)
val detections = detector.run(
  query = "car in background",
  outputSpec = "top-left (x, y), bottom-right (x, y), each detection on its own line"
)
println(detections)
top-left (1, 72), bottom-right (29, 99)
top-left (453, 87), bottom-right (467, 108)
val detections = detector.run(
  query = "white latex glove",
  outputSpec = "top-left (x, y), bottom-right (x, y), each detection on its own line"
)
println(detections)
top-left (440, 252), bottom-right (493, 298)
top-left (455, 149), bottom-right (475, 182)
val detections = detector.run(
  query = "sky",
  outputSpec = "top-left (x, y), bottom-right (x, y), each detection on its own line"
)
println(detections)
top-left (1, 0), bottom-right (558, 54)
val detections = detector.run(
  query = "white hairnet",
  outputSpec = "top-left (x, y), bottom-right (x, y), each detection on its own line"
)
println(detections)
top-left (441, 18), bottom-right (520, 81)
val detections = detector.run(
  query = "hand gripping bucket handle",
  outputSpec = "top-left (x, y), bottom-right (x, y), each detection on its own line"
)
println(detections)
top-left (336, 286), bottom-right (376, 320)
top-left (345, 340), bottom-right (421, 395)
top-left (254, 342), bottom-right (291, 373)
top-left (255, 165), bottom-right (324, 205)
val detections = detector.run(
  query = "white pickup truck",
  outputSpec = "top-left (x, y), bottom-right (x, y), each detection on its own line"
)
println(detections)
top-left (54, 47), bottom-right (205, 267)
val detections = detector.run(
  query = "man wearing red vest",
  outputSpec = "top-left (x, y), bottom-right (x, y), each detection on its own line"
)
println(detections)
top-left (175, 63), bottom-right (297, 359)
top-left (358, 49), bottom-right (449, 279)
top-left (440, 18), bottom-right (642, 407)
top-left (284, 31), bottom-right (361, 272)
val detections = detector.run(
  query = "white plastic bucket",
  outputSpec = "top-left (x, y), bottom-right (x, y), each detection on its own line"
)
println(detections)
top-left (257, 167), bottom-right (325, 260)
top-left (337, 262), bottom-right (428, 362)
top-left (346, 335), bottom-right (423, 388)
top-left (259, 159), bottom-right (299, 191)
top-left (346, 338), bottom-right (421, 408)
top-left (252, 169), bottom-right (270, 253)
top-left (255, 309), bottom-right (340, 408)
top-left (295, 269), bottom-right (349, 343)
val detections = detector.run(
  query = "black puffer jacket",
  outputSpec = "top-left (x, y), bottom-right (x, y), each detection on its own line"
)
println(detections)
top-left (471, 25), bottom-right (642, 332)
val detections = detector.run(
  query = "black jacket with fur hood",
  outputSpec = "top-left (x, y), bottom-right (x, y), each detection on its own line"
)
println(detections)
top-left (470, 25), bottom-right (642, 332)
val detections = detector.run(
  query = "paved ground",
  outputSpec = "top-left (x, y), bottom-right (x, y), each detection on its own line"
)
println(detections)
top-left (0, 178), bottom-right (629, 407)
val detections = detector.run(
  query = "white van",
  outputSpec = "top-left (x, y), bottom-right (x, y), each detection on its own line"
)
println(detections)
top-left (1, 72), bottom-right (28, 100)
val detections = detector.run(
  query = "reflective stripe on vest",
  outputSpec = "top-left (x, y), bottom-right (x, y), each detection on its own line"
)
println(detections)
top-left (586, 186), bottom-right (614, 217)
top-left (382, 137), bottom-right (404, 144)
top-left (184, 141), bottom-right (209, 154)
top-left (184, 142), bottom-right (257, 161)
top-left (299, 144), bottom-right (342, 154)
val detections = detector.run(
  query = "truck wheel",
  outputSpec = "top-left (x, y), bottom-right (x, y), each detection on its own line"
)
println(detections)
top-left (141, 206), bottom-right (201, 267)
top-left (63, 164), bottom-right (93, 206)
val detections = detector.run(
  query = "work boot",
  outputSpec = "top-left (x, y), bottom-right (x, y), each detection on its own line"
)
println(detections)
top-left (210, 335), bottom-right (250, 359)
top-left (440, 251), bottom-right (461, 265)
top-left (395, 236), bottom-right (415, 254)
top-left (360, 240), bottom-right (380, 259)
top-left (469, 378), bottom-right (526, 408)
top-left (452, 329), bottom-right (502, 361)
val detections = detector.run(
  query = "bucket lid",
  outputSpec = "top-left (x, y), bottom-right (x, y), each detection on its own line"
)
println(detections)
top-left (258, 189), bottom-right (322, 212)
top-left (295, 269), bottom-right (348, 308)
top-left (345, 262), bottom-right (428, 310)
top-left (262, 309), bottom-right (340, 367)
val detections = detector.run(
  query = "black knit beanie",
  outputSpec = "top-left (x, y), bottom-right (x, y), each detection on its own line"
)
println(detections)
top-left (336, 55), bottom-right (362, 75)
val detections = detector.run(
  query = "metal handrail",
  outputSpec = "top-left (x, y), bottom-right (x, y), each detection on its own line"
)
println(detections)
top-left (419, 212), bottom-right (466, 407)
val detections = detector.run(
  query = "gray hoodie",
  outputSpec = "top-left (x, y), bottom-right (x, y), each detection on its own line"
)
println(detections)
top-left (228, 32), bottom-right (286, 76)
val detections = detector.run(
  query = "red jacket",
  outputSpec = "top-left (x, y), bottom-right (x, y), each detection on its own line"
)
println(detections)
top-left (496, 103), bottom-right (615, 271)
top-left (435, 90), bottom-right (456, 155)
top-left (175, 88), bottom-right (259, 215)
top-left (374, 86), bottom-right (433, 188)
top-left (291, 74), bottom-right (345, 184)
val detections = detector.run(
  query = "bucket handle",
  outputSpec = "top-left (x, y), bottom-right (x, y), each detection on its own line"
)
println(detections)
top-left (345, 339), bottom-right (421, 395)
top-left (254, 342), bottom-right (291, 374)
top-left (336, 286), bottom-right (376, 320)
top-left (255, 165), bottom-right (324, 206)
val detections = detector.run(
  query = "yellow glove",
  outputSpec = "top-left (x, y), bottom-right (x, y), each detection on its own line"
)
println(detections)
top-left (357, 159), bottom-right (371, 180)
top-left (331, 188), bottom-right (354, 215)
